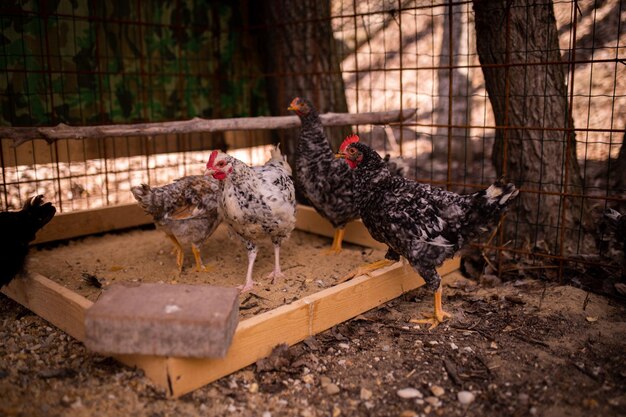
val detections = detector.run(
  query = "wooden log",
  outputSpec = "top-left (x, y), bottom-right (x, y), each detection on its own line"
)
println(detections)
top-left (2, 109), bottom-right (417, 147)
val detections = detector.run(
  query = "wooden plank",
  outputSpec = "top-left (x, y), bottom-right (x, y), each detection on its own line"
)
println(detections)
top-left (33, 203), bottom-right (152, 244)
top-left (1, 272), bottom-right (92, 341)
top-left (32, 203), bottom-right (377, 247)
top-left (295, 205), bottom-right (386, 250)
top-left (164, 257), bottom-right (460, 398)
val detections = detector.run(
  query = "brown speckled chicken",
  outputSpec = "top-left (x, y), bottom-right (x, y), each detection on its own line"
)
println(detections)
top-left (204, 145), bottom-right (296, 293)
top-left (0, 195), bottom-right (56, 288)
top-left (131, 176), bottom-right (221, 273)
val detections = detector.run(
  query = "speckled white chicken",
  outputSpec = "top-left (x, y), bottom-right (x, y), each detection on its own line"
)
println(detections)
top-left (204, 145), bottom-right (296, 293)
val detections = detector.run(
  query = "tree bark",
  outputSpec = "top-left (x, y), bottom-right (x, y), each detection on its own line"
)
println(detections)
top-left (250, 0), bottom-right (350, 162)
top-left (473, 0), bottom-right (595, 255)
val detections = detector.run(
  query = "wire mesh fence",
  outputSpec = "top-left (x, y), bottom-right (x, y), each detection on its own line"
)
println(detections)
top-left (1, 0), bottom-right (624, 284)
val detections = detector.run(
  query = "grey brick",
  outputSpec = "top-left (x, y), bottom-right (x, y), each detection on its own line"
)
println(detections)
top-left (85, 283), bottom-right (239, 358)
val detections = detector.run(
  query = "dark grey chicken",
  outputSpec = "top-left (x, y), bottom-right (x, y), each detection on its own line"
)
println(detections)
top-left (288, 97), bottom-right (359, 254)
top-left (0, 195), bottom-right (56, 288)
top-left (131, 176), bottom-right (221, 273)
top-left (337, 136), bottom-right (519, 329)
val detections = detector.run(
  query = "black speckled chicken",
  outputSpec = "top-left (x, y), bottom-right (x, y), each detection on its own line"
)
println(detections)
top-left (204, 145), bottom-right (296, 293)
top-left (288, 97), bottom-right (359, 254)
top-left (337, 136), bottom-right (519, 329)
top-left (0, 195), bottom-right (56, 288)
top-left (131, 175), bottom-right (221, 273)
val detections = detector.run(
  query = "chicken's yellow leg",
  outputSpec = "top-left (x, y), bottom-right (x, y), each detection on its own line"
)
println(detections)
top-left (167, 235), bottom-right (184, 272)
top-left (191, 244), bottom-right (213, 272)
top-left (337, 258), bottom-right (397, 284)
top-left (410, 285), bottom-right (451, 330)
top-left (324, 228), bottom-right (345, 255)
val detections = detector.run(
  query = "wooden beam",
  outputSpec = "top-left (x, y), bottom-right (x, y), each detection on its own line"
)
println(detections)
top-left (3, 109), bottom-right (417, 147)
top-left (33, 203), bottom-right (153, 244)
top-left (165, 257), bottom-right (459, 398)
top-left (33, 203), bottom-right (374, 247)
top-left (295, 205), bottom-right (386, 250)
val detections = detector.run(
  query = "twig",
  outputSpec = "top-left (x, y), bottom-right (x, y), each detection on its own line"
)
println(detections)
top-left (511, 332), bottom-right (550, 348)
top-left (582, 292), bottom-right (591, 311)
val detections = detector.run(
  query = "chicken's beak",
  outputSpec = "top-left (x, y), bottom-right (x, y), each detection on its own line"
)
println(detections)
top-left (204, 168), bottom-right (215, 177)
top-left (287, 105), bottom-right (297, 111)
top-left (335, 153), bottom-right (346, 159)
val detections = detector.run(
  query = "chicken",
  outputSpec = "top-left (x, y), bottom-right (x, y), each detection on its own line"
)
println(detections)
top-left (131, 175), bottom-right (221, 273)
top-left (204, 145), bottom-right (296, 293)
top-left (0, 195), bottom-right (56, 288)
top-left (337, 136), bottom-right (519, 329)
top-left (288, 97), bottom-right (359, 254)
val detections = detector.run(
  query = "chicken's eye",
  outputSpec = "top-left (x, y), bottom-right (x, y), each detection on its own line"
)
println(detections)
top-left (216, 161), bottom-right (226, 168)
top-left (348, 148), bottom-right (357, 155)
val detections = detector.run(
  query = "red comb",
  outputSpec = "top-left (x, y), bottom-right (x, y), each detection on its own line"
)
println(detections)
top-left (339, 134), bottom-right (360, 152)
top-left (206, 150), bottom-right (219, 168)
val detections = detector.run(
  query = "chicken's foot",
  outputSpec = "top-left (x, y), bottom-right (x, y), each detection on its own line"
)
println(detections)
top-left (167, 235), bottom-right (185, 273)
top-left (337, 258), bottom-right (397, 284)
top-left (410, 285), bottom-right (451, 330)
top-left (192, 244), bottom-right (213, 272)
top-left (266, 243), bottom-right (285, 284)
top-left (238, 246), bottom-right (257, 293)
top-left (323, 228), bottom-right (345, 255)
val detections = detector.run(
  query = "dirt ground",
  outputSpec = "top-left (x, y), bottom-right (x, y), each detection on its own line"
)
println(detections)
top-left (1, 228), bottom-right (626, 417)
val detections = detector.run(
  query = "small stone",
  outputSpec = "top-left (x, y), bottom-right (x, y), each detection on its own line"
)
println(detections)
top-left (360, 387), bottom-right (373, 400)
top-left (399, 410), bottom-right (417, 417)
top-left (262, 412), bottom-right (272, 417)
top-left (338, 343), bottom-right (350, 349)
top-left (382, 344), bottom-right (390, 352)
top-left (397, 388), bottom-right (423, 399)
top-left (332, 405), bottom-right (341, 417)
top-left (458, 391), bottom-right (475, 405)
top-left (490, 341), bottom-right (498, 349)
top-left (430, 385), bottom-right (445, 397)
top-left (364, 401), bottom-right (375, 410)
top-left (320, 376), bottom-right (332, 387)
top-left (302, 374), bottom-right (314, 384)
top-left (518, 393), bottom-right (529, 404)
top-left (301, 410), bottom-right (314, 417)
top-left (325, 383), bottom-right (341, 395)
top-left (450, 342), bottom-right (458, 350)
top-left (60, 395), bottom-right (72, 407)
top-left (425, 396), bottom-right (441, 407)
top-left (248, 382), bottom-right (259, 393)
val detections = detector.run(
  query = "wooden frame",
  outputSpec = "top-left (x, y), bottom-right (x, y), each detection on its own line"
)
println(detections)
top-left (2, 204), bottom-right (459, 398)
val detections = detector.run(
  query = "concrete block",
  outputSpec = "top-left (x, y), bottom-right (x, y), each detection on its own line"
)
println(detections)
top-left (85, 283), bottom-right (239, 358)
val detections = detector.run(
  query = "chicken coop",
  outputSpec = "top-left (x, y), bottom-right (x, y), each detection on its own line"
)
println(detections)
top-left (1, 0), bottom-right (625, 398)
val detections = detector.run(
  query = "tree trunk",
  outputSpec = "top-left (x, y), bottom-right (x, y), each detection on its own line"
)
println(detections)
top-left (250, 0), bottom-right (350, 164)
top-left (434, 3), bottom-right (473, 186)
top-left (473, 0), bottom-right (595, 255)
